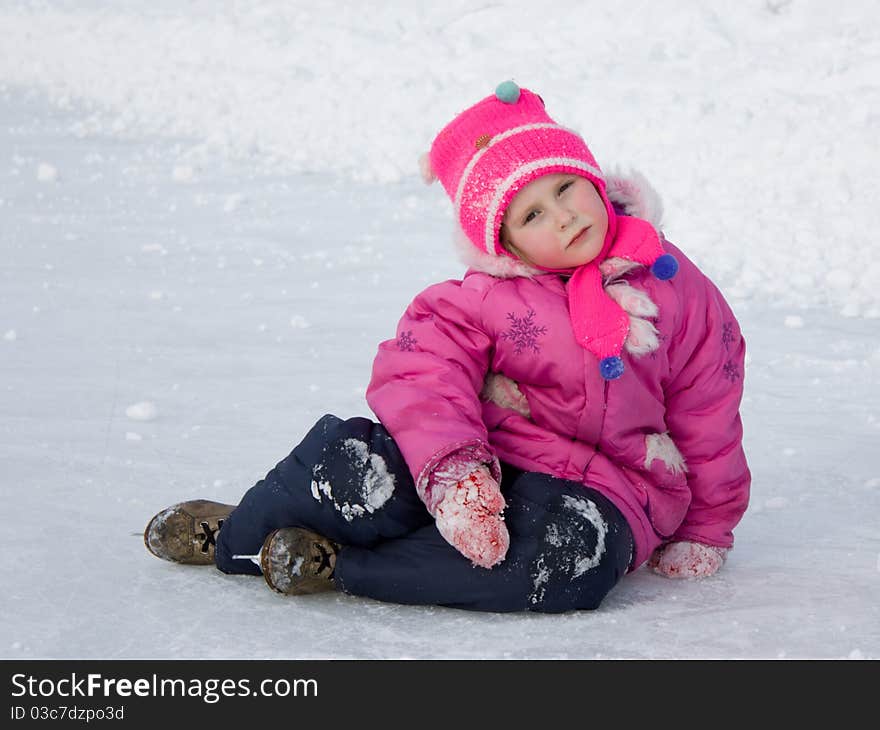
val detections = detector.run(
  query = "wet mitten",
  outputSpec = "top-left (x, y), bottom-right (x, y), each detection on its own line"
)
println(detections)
top-left (649, 541), bottom-right (728, 579)
top-left (434, 466), bottom-right (509, 569)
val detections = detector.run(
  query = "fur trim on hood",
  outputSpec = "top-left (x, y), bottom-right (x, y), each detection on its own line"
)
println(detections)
top-left (456, 167), bottom-right (665, 279)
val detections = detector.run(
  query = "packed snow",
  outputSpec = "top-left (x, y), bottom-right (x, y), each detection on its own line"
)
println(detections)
top-left (1, 0), bottom-right (878, 659)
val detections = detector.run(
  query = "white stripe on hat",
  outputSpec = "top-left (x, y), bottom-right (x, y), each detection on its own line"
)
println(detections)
top-left (483, 157), bottom-right (604, 254)
top-left (453, 123), bottom-right (563, 212)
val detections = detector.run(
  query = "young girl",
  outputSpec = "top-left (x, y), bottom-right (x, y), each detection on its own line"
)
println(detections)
top-left (145, 82), bottom-right (750, 613)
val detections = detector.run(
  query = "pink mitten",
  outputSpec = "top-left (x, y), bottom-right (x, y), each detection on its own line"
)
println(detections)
top-left (649, 541), bottom-right (728, 579)
top-left (434, 466), bottom-right (509, 569)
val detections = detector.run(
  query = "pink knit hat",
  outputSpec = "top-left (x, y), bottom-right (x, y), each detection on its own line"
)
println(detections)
top-left (423, 81), bottom-right (618, 259)
top-left (422, 81), bottom-right (678, 380)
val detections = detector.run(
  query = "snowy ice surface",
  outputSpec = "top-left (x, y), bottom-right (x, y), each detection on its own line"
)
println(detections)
top-left (124, 401), bottom-right (158, 422)
top-left (1, 1), bottom-right (878, 659)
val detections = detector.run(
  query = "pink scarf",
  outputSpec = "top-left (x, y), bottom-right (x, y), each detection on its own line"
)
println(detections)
top-left (565, 215), bottom-right (677, 380)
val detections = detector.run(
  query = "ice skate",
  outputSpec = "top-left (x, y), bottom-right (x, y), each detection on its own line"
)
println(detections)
top-left (259, 527), bottom-right (339, 595)
top-left (144, 500), bottom-right (235, 565)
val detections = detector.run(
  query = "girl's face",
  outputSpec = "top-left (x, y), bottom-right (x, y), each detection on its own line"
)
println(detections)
top-left (501, 173), bottom-right (608, 270)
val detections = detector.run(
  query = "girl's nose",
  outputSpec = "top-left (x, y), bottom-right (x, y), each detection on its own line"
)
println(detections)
top-left (555, 206), bottom-right (576, 229)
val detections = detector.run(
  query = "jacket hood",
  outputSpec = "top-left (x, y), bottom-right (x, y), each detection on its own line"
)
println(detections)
top-left (455, 168), bottom-right (665, 279)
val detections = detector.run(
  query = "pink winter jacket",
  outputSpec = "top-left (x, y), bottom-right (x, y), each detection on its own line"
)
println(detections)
top-left (366, 172), bottom-right (750, 570)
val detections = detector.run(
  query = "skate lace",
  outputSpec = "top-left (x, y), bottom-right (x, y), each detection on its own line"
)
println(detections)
top-left (196, 518), bottom-right (225, 555)
top-left (313, 542), bottom-right (334, 576)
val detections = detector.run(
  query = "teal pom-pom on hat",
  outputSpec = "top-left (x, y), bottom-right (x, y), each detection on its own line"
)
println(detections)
top-left (495, 81), bottom-right (521, 104)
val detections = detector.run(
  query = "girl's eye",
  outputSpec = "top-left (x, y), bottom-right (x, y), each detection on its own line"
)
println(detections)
top-left (558, 180), bottom-right (574, 195)
top-left (524, 210), bottom-right (538, 224)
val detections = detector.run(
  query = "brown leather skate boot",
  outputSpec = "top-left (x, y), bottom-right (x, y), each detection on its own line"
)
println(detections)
top-left (260, 527), bottom-right (340, 595)
top-left (144, 500), bottom-right (235, 565)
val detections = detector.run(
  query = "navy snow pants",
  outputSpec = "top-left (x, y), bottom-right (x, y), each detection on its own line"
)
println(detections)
top-left (215, 414), bottom-right (633, 613)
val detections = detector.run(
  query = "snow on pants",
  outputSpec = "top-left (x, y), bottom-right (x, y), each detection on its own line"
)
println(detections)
top-left (215, 414), bottom-right (634, 613)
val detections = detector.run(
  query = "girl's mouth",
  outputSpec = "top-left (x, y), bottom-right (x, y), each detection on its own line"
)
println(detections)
top-left (567, 226), bottom-right (590, 248)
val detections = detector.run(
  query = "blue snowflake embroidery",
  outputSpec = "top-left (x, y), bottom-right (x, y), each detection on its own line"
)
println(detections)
top-left (397, 330), bottom-right (417, 352)
top-left (723, 359), bottom-right (740, 382)
top-left (502, 309), bottom-right (548, 354)
top-left (721, 322), bottom-right (736, 350)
